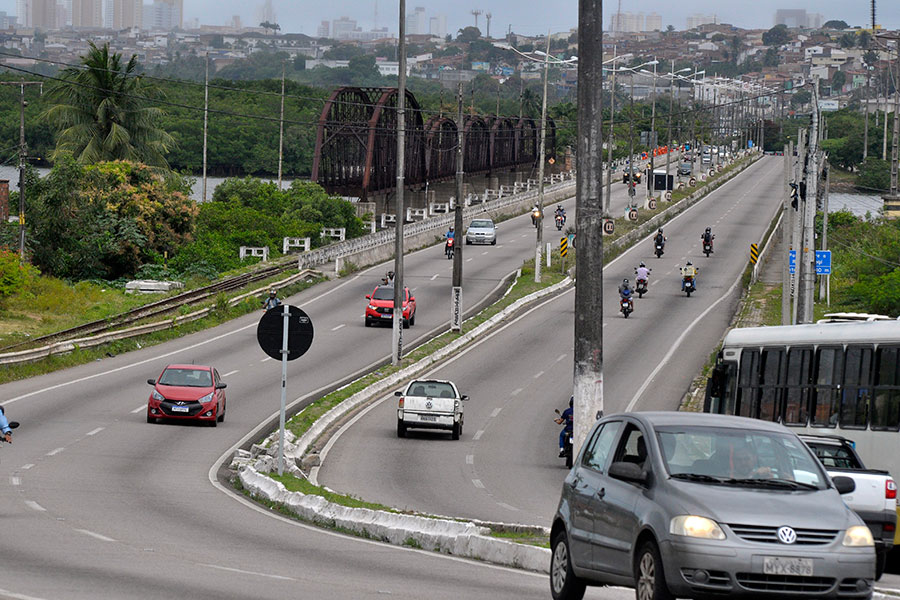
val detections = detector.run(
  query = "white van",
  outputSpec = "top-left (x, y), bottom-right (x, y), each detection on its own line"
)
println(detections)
top-left (395, 379), bottom-right (468, 440)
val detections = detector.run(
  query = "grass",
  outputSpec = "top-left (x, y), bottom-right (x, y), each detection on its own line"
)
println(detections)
top-left (269, 472), bottom-right (401, 513)
top-left (488, 530), bottom-right (551, 548)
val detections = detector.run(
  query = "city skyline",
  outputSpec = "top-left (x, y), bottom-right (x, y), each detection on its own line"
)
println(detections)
top-left (1, 0), bottom-right (897, 34)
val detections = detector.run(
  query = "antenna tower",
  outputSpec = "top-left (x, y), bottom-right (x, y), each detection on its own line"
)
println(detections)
top-left (374, 0), bottom-right (378, 30)
top-left (871, 0), bottom-right (876, 30)
top-left (485, 12), bottom-right (492, 38)
top-left (471, 9), bottom-right (482, 30)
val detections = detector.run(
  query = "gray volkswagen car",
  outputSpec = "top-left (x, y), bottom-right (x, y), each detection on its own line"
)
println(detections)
top-left (465, 218), bottom-right (497, 245)
top-left (550, 412), bottom-right (875, 600)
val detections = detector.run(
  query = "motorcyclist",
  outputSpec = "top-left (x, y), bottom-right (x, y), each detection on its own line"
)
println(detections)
top-left (634, 262), bottom-right (651, 284)
top-left (554, 205), bottom-right (566, 225)
top-left (701, 227), bottom-right (715, 252)
top-left (618, 278), bottom-right (634, 311)
top-left (381, 270), bottom-right (395, 285)
top-left (0, 405), bottom-right (13, 444)
top-left (444, 227), bottom-right (455, 257)
top-left (262, 289), bottom-right (281, 311)
top-left (681, 261), bottom-right (699, 290)
top-left (531, 205), bottom-right (542, 226)
top-left (554, 397), bottom-right (574, 457)
top-left (444, 226), bottom-right (455, 241)
top-left (654, 228), bottom-right (666, 249)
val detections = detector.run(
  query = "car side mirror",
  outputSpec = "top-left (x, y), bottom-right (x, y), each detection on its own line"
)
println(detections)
top-left (409, 296), bottom-right (415, 302)
top-left (8, 421), bottom-right (18, 429)
top-left (608, 461), bottom-right (647, 484)
top-left (365, 295), bottom-right (371, 300)
top-left (461, 395), bottom-right (469, 401)
top-left (216, 383), bottom-right (227, 389)
top-left (147, 379), bottom-right (156, 385)
top-left (394, 391), bottom-right (403, 397)
top-left (832, 475), bottom-right (856, 495)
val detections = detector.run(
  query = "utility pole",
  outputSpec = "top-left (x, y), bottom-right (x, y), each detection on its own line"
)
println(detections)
top-left (604, 46), bottom-right (617, 218)
top-left (792, 129), bottom-right (806, 325)
top-left (863, 68), bottom-right (871, 161)
top-left (819, 163), bottom-right (830, 302)
top-left (799, 82), bottom-right (820, 325)
top-left (782, 141), bottom-right (792, 325)
top-left (535, 29), bottom-right (550, 283)
top-left (573, 0), bottom-right (603, 455)
top-left (665, 60), bottom-right (675, 197)
top-left (0, 80), bottom-right (42, 260)
top-left (647, 59), bottom-right (657, 208)
top-left (451, 82), bottom-right (465, 332)
top-left (392, 0), bottom-right (407, 366)
top-left (202, 53), bottom-right (209, 202)
top-left (876, 33), bottom-right (900, 209)
top-left (277, 60), bottom-right (285, 190)
top-left (627, 73), bottom-right (636, 210)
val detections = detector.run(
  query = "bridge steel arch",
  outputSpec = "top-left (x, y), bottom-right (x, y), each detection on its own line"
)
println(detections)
top-left (423, 116), bottom-right (458, 183)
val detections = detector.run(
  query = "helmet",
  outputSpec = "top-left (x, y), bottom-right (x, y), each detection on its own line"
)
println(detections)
top-left (686, 260), bottom-right (693, 266)
top-left (269, 289), bottom-right (276, 297)
top-left (639, 261), bottom-right (646, 267)
top-left (569, 396), bottom-right (574, 408)
top-left (706, 227), bottom-right (711, 233)
top-left (623, 279), bottom-right (629, 285)
top-left (658, 228), bottom-right (663, 234)
top-left (449, 226), bottom-right (454, 232)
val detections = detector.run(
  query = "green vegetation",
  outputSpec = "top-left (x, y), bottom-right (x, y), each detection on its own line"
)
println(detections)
top-left (269, 472), bottom-right (400, 513)
top-left (488, 529), bottom-right (550, 548)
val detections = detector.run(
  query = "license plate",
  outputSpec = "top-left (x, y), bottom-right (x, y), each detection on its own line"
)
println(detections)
top-left (171, 406), bottom-right (190, 413)
top-left (381, 314), bottom-right (392, 319)
top-left (420, 415), bottom-right (437, 422)
top-left (763, 557), bottom-right (813, 577)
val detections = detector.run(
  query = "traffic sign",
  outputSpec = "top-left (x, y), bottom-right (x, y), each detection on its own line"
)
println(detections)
top-left (789, 250), bottom-right (796, 274)
top-left (602, 219), bottom-right (615, 235)
top-left (627, 208), bottom-right (638, 221)
top-left (560, 236), bottom-right (568, 257)
top-left (648, 198), bottom-right (657, 210)
top-left (750, 243), bottom-right (759, 264)
top-left (816, 250), bottom-right (832, 275)
top-left (568, 233), bottom-right (576, 247)
top-left (257, 304), bottom-right (315, 361)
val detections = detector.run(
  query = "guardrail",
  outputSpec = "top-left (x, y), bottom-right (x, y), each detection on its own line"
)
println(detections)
top-left (0, 269), bottom-right (321, 366)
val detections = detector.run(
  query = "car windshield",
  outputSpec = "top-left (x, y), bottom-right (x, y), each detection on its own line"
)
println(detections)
top-left (372, 287), bottom-right (395, 300)
top-left (656, 426), bottom-right (826, 489)
top-left (407, 381), bottom-right (457, 398)
top-left (470, 220), bottom-right (493, 228)
top-left (159, 368), bottom-right (213, 387)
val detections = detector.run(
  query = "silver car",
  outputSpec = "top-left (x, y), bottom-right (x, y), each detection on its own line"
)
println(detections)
top-left (550, 412), bottom-right (875, 600)
top-left (465, 218), bottom-right (496, 245)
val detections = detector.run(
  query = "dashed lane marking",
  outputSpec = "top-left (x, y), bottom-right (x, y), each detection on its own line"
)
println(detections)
top-left (466, 455), bottom-right (474, 465)
top-left (472, 479), bottom-right (485, 489)
top-left (199, 564), bottom-right (297, 582)
top-left (330, 324), bottom-right (346, 331)
top-left (431, 274), bottom-right (439, 281)
top-left (261, 356), bottom-right (274, 362)
top-left (86, 427), bottom-right (104, 436)
top-left (556, 354), bottom-right (566, 362)
top-left (74, 529), bottom-right (115, 542)
top-left (222, 369), bottom-right (239, 377)
top-left (131, 404), bottom-right (146, 414)
top-left (25, 500), bottom-right (45, 512)
top-left (533, 370), bottom-right (544, 379)
top-left (10, 476), bottom-right (20, 486)
top-left (473, 430), bottom-right (484, 440)
top-left (491, 408), bottom-right (502, 418)
top-left (496, 502), bottom-right (519, 512)
top-left (20, 464), bottom-right (33, 470)
top-left (511, 388), bottom-right (523, 396)
top-left (46, 448), bottom-right (64, 457)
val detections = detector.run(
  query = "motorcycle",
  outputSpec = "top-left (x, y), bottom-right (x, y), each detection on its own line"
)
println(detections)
top-left (620, 295), bottom-right (633, 318)
top-left (654, 240), bottom-right (665, 258)
top-left (554, 409), bottom-right (573, 468)
top-left (555, 214), bottom-right (565, 231)
top-left (531, 209), bottom-right (542, 228)
top-left (703, 236), bottom-right (714, 257)
top-left (683, 275), bottom-right (695, 297)
top-left (445, 237), bottom-right (455, 260)
top-left (635, 277), bottom-right (648, 298)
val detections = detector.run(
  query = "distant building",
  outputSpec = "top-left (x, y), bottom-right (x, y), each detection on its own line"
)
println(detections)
top-left (316, 20), bottom-right (329, 38)
top-left (16, 0), bottom-right (29, 27)
top-left (0, 10), bottom-right (17, 28)
top-left (332, 16), bottom-right (356, 40)
top-left (686, 14), bottom-right (717, 30)
top-left (775, 9), bottom-right (822, 29)
top-left (113, 0), bottom-right (142, 29)
top-left (31, 0), bottom-right (57, 29)
top-left (429, 15), bottom-right (446, 39)
top-left (143, 0), bottom-right (181, 30)
top-left (257, 0), bottom-right (274, 25)
top-left (73, 0), bottom-right (102, 28)
top-left (610, 12), bottom-right (643, 33)
top-left (645, 12), bottom-right (662, 32)
top-left (406, 6), bottom-right (427, 35)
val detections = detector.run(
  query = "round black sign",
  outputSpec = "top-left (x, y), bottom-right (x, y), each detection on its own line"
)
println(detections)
top-left (648, 199), bottom-right (657, 210)
top-left (627, 208), bottom-right (639, 222)
top-left (602, 219), bottom-right (615, 235)
top-left (256, 305), bottom-right (314, 361)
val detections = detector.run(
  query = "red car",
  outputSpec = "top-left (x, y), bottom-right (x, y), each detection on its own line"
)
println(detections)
top-left (365, 285), bottom-right (416, 328)
top-left (146, 364), bottom-right (227, 426)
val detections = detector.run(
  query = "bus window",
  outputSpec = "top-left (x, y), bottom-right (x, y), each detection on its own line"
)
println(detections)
top-left (759, 349), bottom-right (784, 422)
top-left (872, 346), bottom-right (900, 431)
top-left (812, 347), bottom-right (843, 427)
top-left (784, 348), bottom-right (812, 425)
top-left (737, 350), bottom-right (759, 418)
top-left (840, 346), bottom-right (872, 429)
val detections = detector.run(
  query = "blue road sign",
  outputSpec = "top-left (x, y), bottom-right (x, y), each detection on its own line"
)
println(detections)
top-left (789, 250), bottom-right (796, 274)
top-left (816, 250), bottom-right (832, 275)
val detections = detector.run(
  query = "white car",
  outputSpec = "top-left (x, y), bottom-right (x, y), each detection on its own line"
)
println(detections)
top-left (395, 379), bottom-right (468, 439)
top-left (465, 219), bottom-right (497, 245)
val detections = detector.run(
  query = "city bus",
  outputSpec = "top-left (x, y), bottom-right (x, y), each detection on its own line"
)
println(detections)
top-left (704, 318), bottom-right (900, 549)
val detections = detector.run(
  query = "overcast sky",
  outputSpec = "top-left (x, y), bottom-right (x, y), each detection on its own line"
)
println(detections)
top-left (2, 0), bottom-right (896, 36)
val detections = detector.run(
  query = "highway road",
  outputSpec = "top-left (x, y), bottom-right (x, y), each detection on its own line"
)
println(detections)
top-left (317, 156), bottom-right (785, 528)
top-left (0, 159), bottom-right (677, 599)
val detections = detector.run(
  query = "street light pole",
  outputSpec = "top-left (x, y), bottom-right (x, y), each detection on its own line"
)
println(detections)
top-left (604, 46), bottom-right (617, 218)
top-left (392, 0), bottom-right (407, 366)
top-left (535, 30), bottom-right (551, 283)
top-left (647, 59), bottom-right (657, 207)
top-left (665, 60), bottom-right (675, 195)
top-left (0, 79), bottom-right (41, 260)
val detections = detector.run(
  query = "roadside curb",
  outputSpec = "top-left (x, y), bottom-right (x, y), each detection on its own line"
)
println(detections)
top-left (230, 151), bottom-right (766, 574)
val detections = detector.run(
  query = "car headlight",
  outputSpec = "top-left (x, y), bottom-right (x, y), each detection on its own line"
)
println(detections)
top-left (842, 525), bottom-right (874, 547)
top-left (368, 304), bottom-right (377, 310)
top-left (151, 390), bottom-right (165, 402)
top-left (670, 515), bottom-right (726, 540)
top-left (198, 392), bottom-right (214, 404)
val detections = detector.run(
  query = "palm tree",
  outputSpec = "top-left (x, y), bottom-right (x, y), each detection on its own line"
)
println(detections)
top-left (43, 42), bottom-right (174, 168)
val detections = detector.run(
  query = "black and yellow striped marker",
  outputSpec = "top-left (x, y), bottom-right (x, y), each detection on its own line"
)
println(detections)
top-left (560, 237), bottom-right (568, 257)
top-left (750, 243), bottom-right (759, 264)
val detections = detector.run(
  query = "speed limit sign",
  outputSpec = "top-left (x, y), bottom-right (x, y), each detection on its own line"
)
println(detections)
top-left (627, 208), bottom-right (638, 221)
top-left (603, 219), bottom-right (615, 235)
top-left (665, 191), bottom-right (672, 201)
top-left (689, 177), bottom-right (696, 186)
top-left (648, 198), bottom-right (657, 210)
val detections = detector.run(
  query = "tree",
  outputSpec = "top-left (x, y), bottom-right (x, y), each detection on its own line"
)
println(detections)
top-left (823, 20), bottom-right (849, 29)
top-left (790, 89), bottom-right (811, 108)
top-left (857, 30), bottom-right (872, 49)
top-left (839, 33), bottom-right (857, 48)
top-left (763, 46), bottom-right (780, 67)
top-left (762, 24), bottom-right (790, 47)
top-left (666, 25), bottom-right (675, 33)
top-left (832, 70), bottom-right (847, 91)
top-left (729, 36), bottom-right (743, 65)
top-left (457, 26), bottom-right (481, 43)
top-left (43, 42), bottom-right (174, 168)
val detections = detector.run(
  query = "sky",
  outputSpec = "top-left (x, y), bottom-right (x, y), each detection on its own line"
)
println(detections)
top-left (1, 0), bottom-right (896, 36)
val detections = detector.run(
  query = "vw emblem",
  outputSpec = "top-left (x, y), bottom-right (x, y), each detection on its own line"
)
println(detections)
top-left (777, 526), bottom-right (797, 544)
top-left (425, 401), bottom-right (432, 409)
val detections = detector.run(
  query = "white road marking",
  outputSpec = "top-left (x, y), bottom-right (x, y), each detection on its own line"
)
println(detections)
top-left (74, 529), bottom-right (115, 542)
top-left (490, 408), bottom-right (502, 418)
top-left (556, 353), bottom-right (566, 362)
top-left (200, 563), bottom-right (297, 581)
top-left (430, 274), bottom-right (439, 281)
top-left (20, 464), bottom-right (34, 470)
top-left (330, 324), bottom-right (346, 331)
top-left (46, 448), bottom-right (64, 457)
top-left (466, 258), bottom-right (473, 262)
top-left (533, 370), bottom-right (544, 379)
top-left (10, 476), bottom-right (20, 486)
top-left (25, 500), bottom-right (46, 512)
top-left (473, 430), bottom-right (484, 440)
top-left (472, 479), bottom-right (485, 489)
top-left (496, 502), bottom-right (519, 511)
top-left (511, 388), bottom-right (523, 396)
top-left (481, 251), bottom-right (488, 255)
top-left (222, 369), bottom-right (239, 377)
top-left (131, 404), bottom-right (146, 414)
top-left (466, 455), bottom-right (474, 465)
top-left (86, 427), bottom-right (104, 436)
top-left (261, 356), bottom-right (274, 362)
top-left (0, 587), bottom-right (51, 600)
